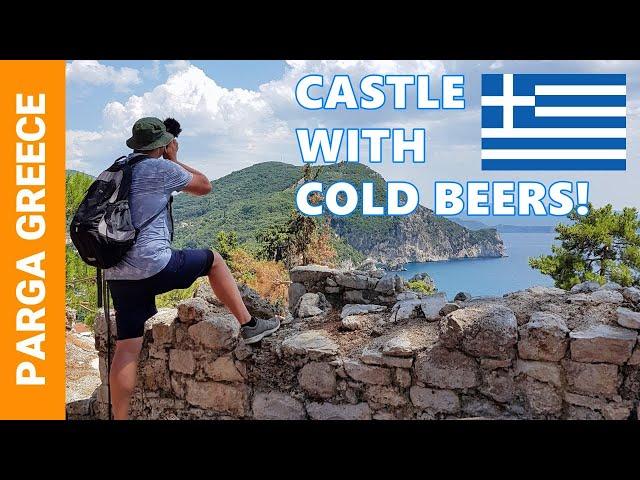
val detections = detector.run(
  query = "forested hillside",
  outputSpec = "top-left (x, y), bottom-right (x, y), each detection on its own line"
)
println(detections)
top-left (172, 161), bottom-right (504, 264)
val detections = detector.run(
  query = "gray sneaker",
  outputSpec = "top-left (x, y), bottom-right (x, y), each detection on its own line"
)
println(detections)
top-left (241, 317), bottom-right (281, 344)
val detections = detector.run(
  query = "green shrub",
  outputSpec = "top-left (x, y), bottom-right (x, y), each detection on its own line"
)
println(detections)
top-left (406, 279), bottom-right (435, 294)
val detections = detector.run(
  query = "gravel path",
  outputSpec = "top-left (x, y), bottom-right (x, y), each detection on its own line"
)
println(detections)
top-left (66, 331), bottom-right (101, 404)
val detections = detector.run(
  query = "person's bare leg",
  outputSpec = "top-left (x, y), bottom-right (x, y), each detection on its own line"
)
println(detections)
top-left (207, 251), bottom-right (251, 325)
top-left (109, 337), bottom-right (143, 420)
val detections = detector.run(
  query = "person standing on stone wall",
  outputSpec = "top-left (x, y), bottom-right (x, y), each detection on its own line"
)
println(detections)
top-left (105, 117), bottom-right (280, 420)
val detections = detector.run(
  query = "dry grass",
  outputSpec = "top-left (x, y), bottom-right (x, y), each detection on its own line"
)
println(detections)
top-left (230, 248), bottom-right (290, 305)
top-left (305, 224), bottom-right (337, 267)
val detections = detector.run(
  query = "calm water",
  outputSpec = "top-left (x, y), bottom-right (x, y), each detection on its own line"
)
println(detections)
top-left (399, 232), bottom-right (556, 299)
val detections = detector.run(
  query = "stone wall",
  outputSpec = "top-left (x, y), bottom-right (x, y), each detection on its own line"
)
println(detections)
top-left (288, 264), bottom-right (405, 315)
top-left (91, 268), bottom-right (640, 420)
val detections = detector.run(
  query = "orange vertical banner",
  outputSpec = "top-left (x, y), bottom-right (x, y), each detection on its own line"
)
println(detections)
top-left (0, 60), bottom-right (66, 419)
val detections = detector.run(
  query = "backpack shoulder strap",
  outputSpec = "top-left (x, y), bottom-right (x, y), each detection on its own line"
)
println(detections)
top-left (111, 154), bottom-right (151, 202)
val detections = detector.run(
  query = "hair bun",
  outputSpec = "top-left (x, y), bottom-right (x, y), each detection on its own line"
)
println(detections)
top-left (163, 117), bottom-right (182, 137)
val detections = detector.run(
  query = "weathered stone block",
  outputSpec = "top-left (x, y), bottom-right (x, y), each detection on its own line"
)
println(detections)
top-left (343, 359), bottom-right (391, 385)
top-left (169, 349), bottom-right (195, 375)
top-left (517, 312), bottom-right (568, 362)
top-left (171, 376), bottom-right (185, 398)
top-left (439, 303), bottom-right (460, 317)
top-left (344, 290), bottom-right (366, 304)
top-left (397, 292), bottom-right (418, 301)
top-left (142, 359), bottom-right (170, 392)
top-left (394, 368), bottom-right (412, 388)
top-left (616, 307), bottom-right (640, 330)
top-left (342, 315), bottom-right (372, 331)
top-left (409, 386), bottom-right (460, 413)
top-left (628, 344), bottom-right (640, 366)
top-left (152, 320), bottom-right (175, 346)
top-left (563, 359), bottom-right (619, 397)
top-left (187, 314), bottom-right (239, 351)
top-left (569, 290), bottom-right (624, 305)
top-left (289, 265), bottom-right (339, 284)
top-left (336, 272), bottom-right (368, 290)
top-left (252, 392), bottom-right (306, 420)
top-left (375, 274), bottom-right (396, 294)
top-left (360, 346), bottom-right (413, 368)
top-left (439, 304), bottom-right (517, 359)
top-left (564, 391), bottom-right (602, 410)
top-left (569, 324), bottom-right (637, 365)
top-left (460, 395), bottom-right (502, 418)
top-left (480, 369), bottom-right (515, 403)
top-left (622, 286), bottom-right (640, 304)
top-left (570, 281), bottom-right (601, 293)
top-left (515, 359), bottom-right (562, 387)
top-left (177, 297), bottom-right (210, 323)
top-left (389, 299), bottom-right (421, 322)
top-left (601, 402), bottom-right (632, 420)
top-left (306, 402), bottom-right (371, 420)
top-left (295, 292), bottom-right (327, 318)
top-left (414, 345), bottom-right (480, 389)
top-left (297, 362), bottom-right (337, 399)
top-left (185, 380), bottom-right (249, 416)
top-left (480, 358), bottom-right (512, 370)
top-left (590, 289), bottom-right (624, 304)
top-left (382, 333), bottom-right (415, 357)
top-left (288, 282), bottom-right (306, 312)
top-left (282, 330), bottom-right (339, 359)
top-left (565, 405), bottom-right (603, 420)
top-left (563, 392), bottom-right (632, 420)
top-left (341, 304), bottom-right (386, 318)
top-left (365, 385), bottom-right (407, 407)
top-left (202, 355), bottom-right (245, 382)
top-left (521, 377), bottom-right (562, 416)
top-left (420, 293), bottom-right (447, 321)
top-left (234, 339), bottom-right (253, 361)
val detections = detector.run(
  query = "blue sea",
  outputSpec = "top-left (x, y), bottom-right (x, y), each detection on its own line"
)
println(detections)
top-left (399, 232), bottom-right (557, 299)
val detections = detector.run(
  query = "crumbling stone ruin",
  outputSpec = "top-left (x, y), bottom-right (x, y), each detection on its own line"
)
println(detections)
top-left (76, 266), bottom-right (640, 420)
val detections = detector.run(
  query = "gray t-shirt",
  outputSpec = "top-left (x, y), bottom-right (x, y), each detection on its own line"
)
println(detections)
top-left (104, 153), bottom-right (193, 280)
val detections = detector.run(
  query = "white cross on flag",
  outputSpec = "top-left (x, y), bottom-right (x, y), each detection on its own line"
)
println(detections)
top-left (481, 73), bottom-right (626, 170)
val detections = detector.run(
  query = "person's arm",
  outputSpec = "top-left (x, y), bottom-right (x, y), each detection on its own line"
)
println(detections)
top-left (164, 139), bottom-right (212, 196)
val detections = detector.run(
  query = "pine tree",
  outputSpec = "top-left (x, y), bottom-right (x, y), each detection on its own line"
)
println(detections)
top-left (529, 204), bottom-right (640, 289)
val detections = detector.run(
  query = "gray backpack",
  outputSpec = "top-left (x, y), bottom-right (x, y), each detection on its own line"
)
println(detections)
top-left (69, 154), bottom-right (173, 268)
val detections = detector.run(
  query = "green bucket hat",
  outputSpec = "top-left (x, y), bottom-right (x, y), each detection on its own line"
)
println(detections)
top-left (126, 117), bottom-right (174, 150)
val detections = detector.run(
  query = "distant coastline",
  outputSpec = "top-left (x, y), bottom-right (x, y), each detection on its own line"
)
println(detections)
top-left (452, 217), bottom-right (557, 234)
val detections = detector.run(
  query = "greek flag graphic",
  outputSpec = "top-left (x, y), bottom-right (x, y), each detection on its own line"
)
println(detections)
top-left (481, 73), bottom-right (626, 170)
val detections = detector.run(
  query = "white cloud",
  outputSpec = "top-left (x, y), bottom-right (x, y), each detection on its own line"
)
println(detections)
top-left (165, 60), bottom-right (191, 73)
top-left (142, 60), bottom-right (161, 80)
top-left (66, 60), bottom-right (141, 92)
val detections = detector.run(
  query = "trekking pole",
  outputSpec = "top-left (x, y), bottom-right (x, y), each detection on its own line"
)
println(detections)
top-left (97, 268), bottom-right (102, 308)
top-left (97, 268), bottom-right (113, 420)
top-left (104, 279), bottom-right (112, 420)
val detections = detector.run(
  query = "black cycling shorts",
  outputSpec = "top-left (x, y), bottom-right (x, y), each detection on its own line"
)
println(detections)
top-left (108, 248), bottom-right (215, 340)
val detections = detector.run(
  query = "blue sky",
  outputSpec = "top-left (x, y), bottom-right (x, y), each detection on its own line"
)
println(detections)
top-left (66, 60), bottom-right (640, 211)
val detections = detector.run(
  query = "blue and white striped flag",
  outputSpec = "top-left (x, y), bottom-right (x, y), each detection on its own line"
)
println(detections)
top-left (481, 73), bottom-right (626, 170)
